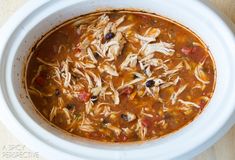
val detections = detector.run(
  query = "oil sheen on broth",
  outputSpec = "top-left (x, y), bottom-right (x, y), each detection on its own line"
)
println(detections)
top-left (26, 11), bottom-right (215, 142)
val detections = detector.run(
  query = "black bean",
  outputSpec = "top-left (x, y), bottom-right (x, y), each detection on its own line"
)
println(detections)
top-left (164, 113), bottom-right (171, 120)
top-left (91, 96), bottom-right (98, 103)
top-left (67, 104), bottom-right (75, 110)
top-left (94, 52), bottom-right (100, 59)
top-left (71, 74), bottom-right (79, 79)
top-left (146, 80), bottom-right (155, 88)
top-left (121, 114), bottom-right (128, 121)
top-left (102, 118), bottom-right (109, 124)
top-left (55, 89), bottom-right (61, 96)
top-left (105, 32), bottom-right (115, 41)
top-left (144, 69), bottom-right (147, 75)
top-left (133, 74), bottom-right (139, 79)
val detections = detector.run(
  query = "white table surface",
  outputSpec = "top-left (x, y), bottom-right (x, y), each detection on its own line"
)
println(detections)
top-left (0, 0), bottom-right (234, 160)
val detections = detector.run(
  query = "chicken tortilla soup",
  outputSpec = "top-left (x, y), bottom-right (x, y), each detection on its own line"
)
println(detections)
top-left (25, 11), bottom-right (216, 142)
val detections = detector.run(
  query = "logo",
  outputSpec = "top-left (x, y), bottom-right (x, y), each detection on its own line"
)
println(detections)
top-left (1, 145), bottom-right (39, 160)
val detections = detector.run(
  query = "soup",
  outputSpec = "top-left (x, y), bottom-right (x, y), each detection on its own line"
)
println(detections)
top-left (25, 11), bottom-right (216, 142)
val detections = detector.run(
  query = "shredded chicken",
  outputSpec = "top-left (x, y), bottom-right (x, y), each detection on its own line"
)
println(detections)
top-left (84, 72), bottom-right (94, 89)
top-left (31, 65), bottom-right (43, 85)
top-left (106, 32), bottom-right (126, 61)
top-left (28, 86), bottom-right (54, 97)
top-left (49, 106), bottom-right (57, 121)
top-left (135, 28), bottom-right (160, 43)
top-left (106, 123), bottom-right (121, 136)
top-left (194, 57), bottom-right (210, 84)
top-left (117, 24), bottom-right (134, 32)
top-left (170, 84), bottom-right (187, 104)
top-left (37, 57), bottom-right (58, 67)
top-left (63, 108), bottom-right (71, 124)
top-left (99, 64), bottom-right (119, 77)
top-left (79, 113), bottom-right (95, 132)
top-left (60, 58), bottom-right (72, 87)
top-left (87, 47), bottom-right (98, 63)
top-left (122, 128), bottom-right (132, 135)
top-left (141, 108), bottom-right (154, 118)
top-left (136, 119), bottom-right (147, 140)
top-left (144, 41), bottom-right (175, 56)
top-left (58, 97), bottom-right (64, 109)
top-left (79, 125), bottom-right (95, 132)
top-left (178, 99), bottom-right (201, 109)
top-left (110, 81), bottom-right (120, 105)
top-left (85, 100), bottom-right (94, 114)
top-left (120, 53), bottom-right (138, 70)
top-left (118, 76), bottom-right (145, 90)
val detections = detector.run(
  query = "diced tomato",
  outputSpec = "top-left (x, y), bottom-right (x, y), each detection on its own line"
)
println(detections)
top-left (138, 14), bottom-right (151, 21)
top-left (78, 91), bottom-right (91, 102)
top-left (141, 118), bottom-right (151, 128)
top-left (155, 115), bottom-right (162, 122)
top-left (182, 45), bottom-right (203, 55)
top-left (35, 76), bottom-right (45, 86)
top-left (90, 132), bottom-right (99, 138)
top-left (73, 46), bottom-right (81, 54)
top-left (121, 87), bottom-right (133, 95)
top-left (75, 48), bottom-right (81, 53)
top-left (181, 46), bottom-right (193, 55)
top-left (199, 99), bottom-right (207, 109)
top-left (118, 134), bottom-right (128, 142)
top-left (192, 46), bottom-right (199, 53)
top-left (181, 45), bottom-right (205, 62)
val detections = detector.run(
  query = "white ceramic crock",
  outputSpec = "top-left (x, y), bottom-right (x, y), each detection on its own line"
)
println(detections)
top-left (0, 0), bottom-right (235, 160)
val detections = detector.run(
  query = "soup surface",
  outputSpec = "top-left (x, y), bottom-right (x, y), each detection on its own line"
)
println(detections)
top-left (26, 11), bottom-right (215, 142)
